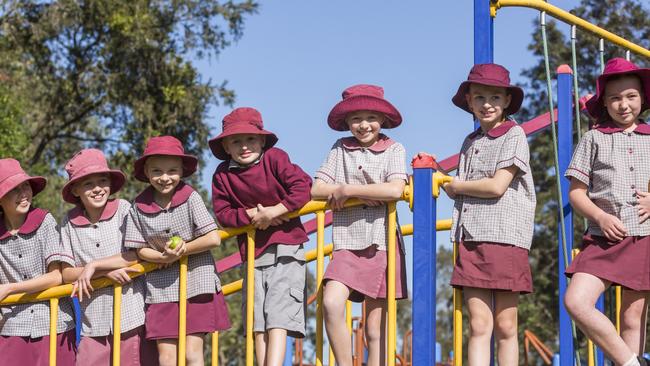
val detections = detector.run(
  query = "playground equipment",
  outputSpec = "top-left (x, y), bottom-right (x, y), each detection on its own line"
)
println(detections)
top-left (1, 1), bottom-right (649, 365)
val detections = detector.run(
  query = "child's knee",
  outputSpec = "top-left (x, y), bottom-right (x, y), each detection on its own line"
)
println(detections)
top-left (621, 306), bottom-right (644, 330)
top-left (564, 289), bottom-right (587, 317)
top-left (322, 294), bottom-right (346, 316)
top-left (469, 314), bottom-right (493, 337)
top-left (494, 316), bottom-right (517, 339)
top-left (158, 348), bottom-right (176, 366)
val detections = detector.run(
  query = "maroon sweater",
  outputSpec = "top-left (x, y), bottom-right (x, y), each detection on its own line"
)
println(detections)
top-left (212, 147), bottom-right (312, 259)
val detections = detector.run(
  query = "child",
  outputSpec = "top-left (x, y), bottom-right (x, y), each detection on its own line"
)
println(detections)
top-left (312, 84), bottom-right (409, 366)
top-left (210, 107), bottom-right (312, 366)
top-left (564, 58), bottom-right (650, 366)
top-left (445, 63), bottom-right (535, 366)
top-left (58, 148), bottom-right (155, 365)
top-left (0, 158), bottom-right (77, 365)
top-left (124, 136), bottom-right (231, 366)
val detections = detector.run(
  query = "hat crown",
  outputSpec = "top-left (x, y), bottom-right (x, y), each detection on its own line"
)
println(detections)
top-left (143, 136), bottom-right (185, 156)
top-left (342, 84), bottom-right (385, 100)
top-left (467, 63), bottom-right (511, 85)
top-left (603, 57), bottom-right (640, 75)
top-left (0, 158), bottom-right (25, 183)
top-left (65, 149), bottom-right (110, 179)
top-left (222, 107), bottom-right (264, 131)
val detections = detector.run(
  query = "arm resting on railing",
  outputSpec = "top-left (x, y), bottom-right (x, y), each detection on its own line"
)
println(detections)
top-left (312, 179), bottom-right (406, 210)
top-left (0, 263), bottom-right (63, 302)
top-left (64, 251), bottom-right (141, 301)
top-left (444, 166), bottom-right (518, 199)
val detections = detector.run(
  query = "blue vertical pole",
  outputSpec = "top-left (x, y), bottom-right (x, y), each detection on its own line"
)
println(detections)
top-left (283, 337), bottom-right (293, 366)
top-left (557, 65), bottom-right (575, 366)
top-left (596, 297), bottom-right (605, 365)
top-left (412, 158), bottom-right (436, 365)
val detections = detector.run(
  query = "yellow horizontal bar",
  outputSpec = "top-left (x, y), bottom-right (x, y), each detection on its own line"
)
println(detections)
top-left (493, 0), bottom-right (650, 58)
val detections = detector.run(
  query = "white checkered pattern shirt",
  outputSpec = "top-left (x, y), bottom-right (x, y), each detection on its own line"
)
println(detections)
top-left (565, 122), bottom-right (650, 237)
top-left (61, 199), bottom-right (146, 337)
top-left (0, 210), bottom-right (76, 337)
top-left (124, 185), bottom-right (221, 304)
top-left (451, 122), bottom-right (536, 250)
top-left (314, 136), bottom-right (408, 251)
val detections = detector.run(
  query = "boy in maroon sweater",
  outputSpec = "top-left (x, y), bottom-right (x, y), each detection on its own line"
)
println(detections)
top-left (210, 107), bottom-right (311, 366)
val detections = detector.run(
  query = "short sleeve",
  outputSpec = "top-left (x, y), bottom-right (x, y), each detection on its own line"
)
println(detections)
top-left (385, 143), bottom-right (408, 182)
top-left (59, 219), bottom-right (78, 266)
top-left (124, 206), bottom-right (148, 249)
top-left (41, 214), bottom-right (75, 267)
top-left (188, 191), bottom-right (218, 238)
top-left (314, 141), bottom-right (340, 184)
top-left (565, 132), bottom-right (594, 186)
top-left (495, 127), bottom-right (530, 174)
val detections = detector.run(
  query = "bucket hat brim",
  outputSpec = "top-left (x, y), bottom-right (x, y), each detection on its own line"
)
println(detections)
top-left (452, 80), bottom-right (524, 115)
top-left (208, 127), bottom-right (278, 160)
top-left (61, 168), bottom-right (126, 204)
top-left (327, 95), bottom-right (402, 131)
top-left (133, 154), bottom-right (198, 183)
top-left (0, 173), bottom-right (46, 201)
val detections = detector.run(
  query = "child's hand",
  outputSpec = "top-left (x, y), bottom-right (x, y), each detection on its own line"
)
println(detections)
top-left (72, 263), bottom-right (96, 302)
top-left (637, 190), bottom-right (650, 224)
top-left (412, 152), bottom-right (436, 161)
top-left (0, 284), bottom-right (12, 302)
top-left (246, 207), bottom-right (258, 220)
top-left (270, 215), bottom-right (290, 226)
top-left (328, 185), bottom-right (349, 210)
top-left (105, 267), bottom-right (139, 285)
top-left (595, 212), bottom-right (627, 242)
top-left (443, 178), bottom-right (459, 199)
top-left (161, 238), bottom-right (187, 263)
top-left (252, 204), bottom-right (281, 230)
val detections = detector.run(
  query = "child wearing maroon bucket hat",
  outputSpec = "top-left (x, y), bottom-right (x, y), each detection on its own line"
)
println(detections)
top-left (564, 58), bottom-right (650, 366)
top-left (124, 136), bottom-right (231, 366)
top-left (312, 84), bottom-right (409, 366)
top-left (58, 148), bottom-right (157, 366)
top-left (0, 158), bottom-right (77, 365)
top-left (432, 63), bottom-right (535, 365)
top-left (210, 107), bottom-right (312, 366)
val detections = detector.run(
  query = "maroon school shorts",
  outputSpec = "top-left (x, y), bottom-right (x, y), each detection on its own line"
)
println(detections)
top-left (450, 241), bottom-right (533, 294)
top-left (0, 329), bottom-right (76, 365)
top-left (566, 235), bottom-right (650, 291)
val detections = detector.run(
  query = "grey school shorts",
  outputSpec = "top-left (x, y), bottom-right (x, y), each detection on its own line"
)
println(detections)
top-left (241, 257), bottom-right (306, 338)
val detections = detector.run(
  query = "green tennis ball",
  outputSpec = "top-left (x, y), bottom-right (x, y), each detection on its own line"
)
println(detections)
top-left (169, 236), bottom-right (182, 249)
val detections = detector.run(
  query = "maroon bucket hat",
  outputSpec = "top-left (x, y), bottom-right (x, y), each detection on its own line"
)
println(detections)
top-left (0, 159), bottom-right (46, 201)
top-left (327, 84), bottom-right (402, 131)
top-left (61, 149), bottom-right (127, 204)
top-left (208, 107), bottom-right (278, 160)
top-left (452, 63), bottom-right (524, 115)
top-left (133, 136), bottom-right (198, 182)
top-left (585, 58), bottom-right (650, 119)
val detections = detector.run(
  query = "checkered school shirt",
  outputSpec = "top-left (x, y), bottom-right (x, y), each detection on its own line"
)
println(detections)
top-left (451, 121), bottom-right (536, 250)
top-left (125, 183), bottom-right (221, 304)
top-left (314, 135), bottom-right (408, 251)
top-left (0, 209), bottom-right (76, 337)
top-left (60, 199), bottom-right (146, 337)
top-left (565, 121), bottom-right (650, 237)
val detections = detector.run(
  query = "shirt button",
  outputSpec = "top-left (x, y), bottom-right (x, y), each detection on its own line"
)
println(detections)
top-left (629, 148), bottom-right (633, 154)
top-left (96, 243), bottom-right (100, 247)
top-left (92, 224), bottom-right (98, 229)
top-left (23, 275), bottom-right (28, 279)
top-left (358, 165), bottom-right (362, 170)
top-left (475, 150), bottom-right (479, 154)
top-left (18, 254), bottom-right (22, 259)
top-left (165, 229), bottom-right (171, 233)
top-left (631, 185), bottom-right (636, 189)
top-left (362, 206), bottom-right (368, 210)
top-left (463, 208), bottom-right (468, 212)
top-left (630, 167), bottom-right (634, 171)
top-left (30, 309), bottom-right (34, 314)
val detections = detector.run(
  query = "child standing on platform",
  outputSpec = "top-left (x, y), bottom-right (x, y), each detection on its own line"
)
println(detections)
top-left (210, 107), bottom-right (312, 366)
top-left (444, 64), bottom-right (536, 366)
top-left (564, 58), bottom-right (650, 366)
top-left (124, 136), bottom-right (231, 366)
top-left (312, 84), bottom-right (409, 366)
top-left (58, 148), bottom-right (155, 366)
top-left (0, 158), bottom-right (77, 365)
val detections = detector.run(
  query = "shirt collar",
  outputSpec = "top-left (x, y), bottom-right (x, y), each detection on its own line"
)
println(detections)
top-left (228, 153), bottom-right (264, 170)
top-left (341, 134), bottom-right (395, 152)
top-left (68, 199), bottom-right (119, 227)
top-left (0, 208), bottom-right (48, 240)
top-left (135, 181), bottom-right (194, 214)
top-left (594, 120), bottom-right (650, 135)
top-left (469, 120), bottom-right (517, 139)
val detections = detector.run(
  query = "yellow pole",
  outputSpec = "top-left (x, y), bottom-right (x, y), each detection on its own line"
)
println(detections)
top-left (453, 242), bottom-right (462, 366)
top-left (212, 332), bottom-right (219, 366)
top-left (246, 231), bottom-right (255, 366)
top-left (316, 211), bottom-right (325, 366)
top-left (113, 285), bottom-right (123, 366)
top-left (178, 256), bottom-right (188, 366)
top-left (387, 202), bottom-right (397, 366)
top-left (616, 286), bottom-right (622, 334)
top-left (346, 301), bottom-right (352, 334)
top-left (587, 341), bottom-right (595, 366)
top-left (49, 298), bottom-right (58, 366)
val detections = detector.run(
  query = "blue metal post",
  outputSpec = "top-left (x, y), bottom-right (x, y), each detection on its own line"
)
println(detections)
top-left (557, 65), bottom-right (575, 366)
top-left (596, 296), bottom-right (605, 365)
top-left (283, 337), bottom-right (293, 366)
top-left (73, 297), bottom-right (82, 346)
top-left (412, 158), bottom-right (436, 365)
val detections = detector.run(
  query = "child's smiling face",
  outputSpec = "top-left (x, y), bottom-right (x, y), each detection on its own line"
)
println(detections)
top-left (144, 156), bottom-right (183, 196)
top-left (345, 110), bottom-right (385, 147)
top-left (72, 173), bottom-right (111, 211)
top-left (604, 75), bottom-right (644, 128)
top-left (0, 182), bottom-right (32, 216)
top-left (465, 83), bottom-right (512, 127)
top-left (222, 134), bottom-right (265, 166)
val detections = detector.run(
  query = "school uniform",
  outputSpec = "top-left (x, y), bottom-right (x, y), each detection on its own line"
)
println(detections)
top-left (212, 146), bottom-right (311, 338)
top-left (0, 208), bottom-right (77, 365)
top-left (61, 198), bottom-right (156, 366)
top-left (565, 121), bottom-right (650, 290)
top-left (449, 121), bottom-right (536, 293)
top-left (315, 135), bottom-right (409, 303)
top-left (124, 182), bottom-right (231, 339)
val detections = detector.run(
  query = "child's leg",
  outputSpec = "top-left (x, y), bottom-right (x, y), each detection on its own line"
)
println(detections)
top-left (185, 334), bottom-right (205, 366)
top-left (493, 291), bottom-right (519, 366)
top-left (265, 328), bottom-right (288, 366)
top-left (323, 280), bottom-right (353, 366)
top-left (157, 339), bottom-right (178, 366)
top-left (464, 287), bottom-right (494, 366)
top-left (365, 297), bottom-right (387, 366)
top-left (564, 272), bottom-right (636, 363)
top-left (621, 289), bottom-right (650, 355)
top-left (255, 332), bottom-right (268, 366)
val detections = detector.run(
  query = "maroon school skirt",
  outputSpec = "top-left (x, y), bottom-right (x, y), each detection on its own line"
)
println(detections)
top-left (76, 326), bottom-right (158, 366)
top-left (450, 241), bottom-right (533, 294)
top-left (145, 292), bottom-right (232, 340)
top-left (0, 329), bottom-right (76, 365)
top-left (324, 244), bottom-right (408, 303)
top-left (566, 235), bottom-right (650, 291)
